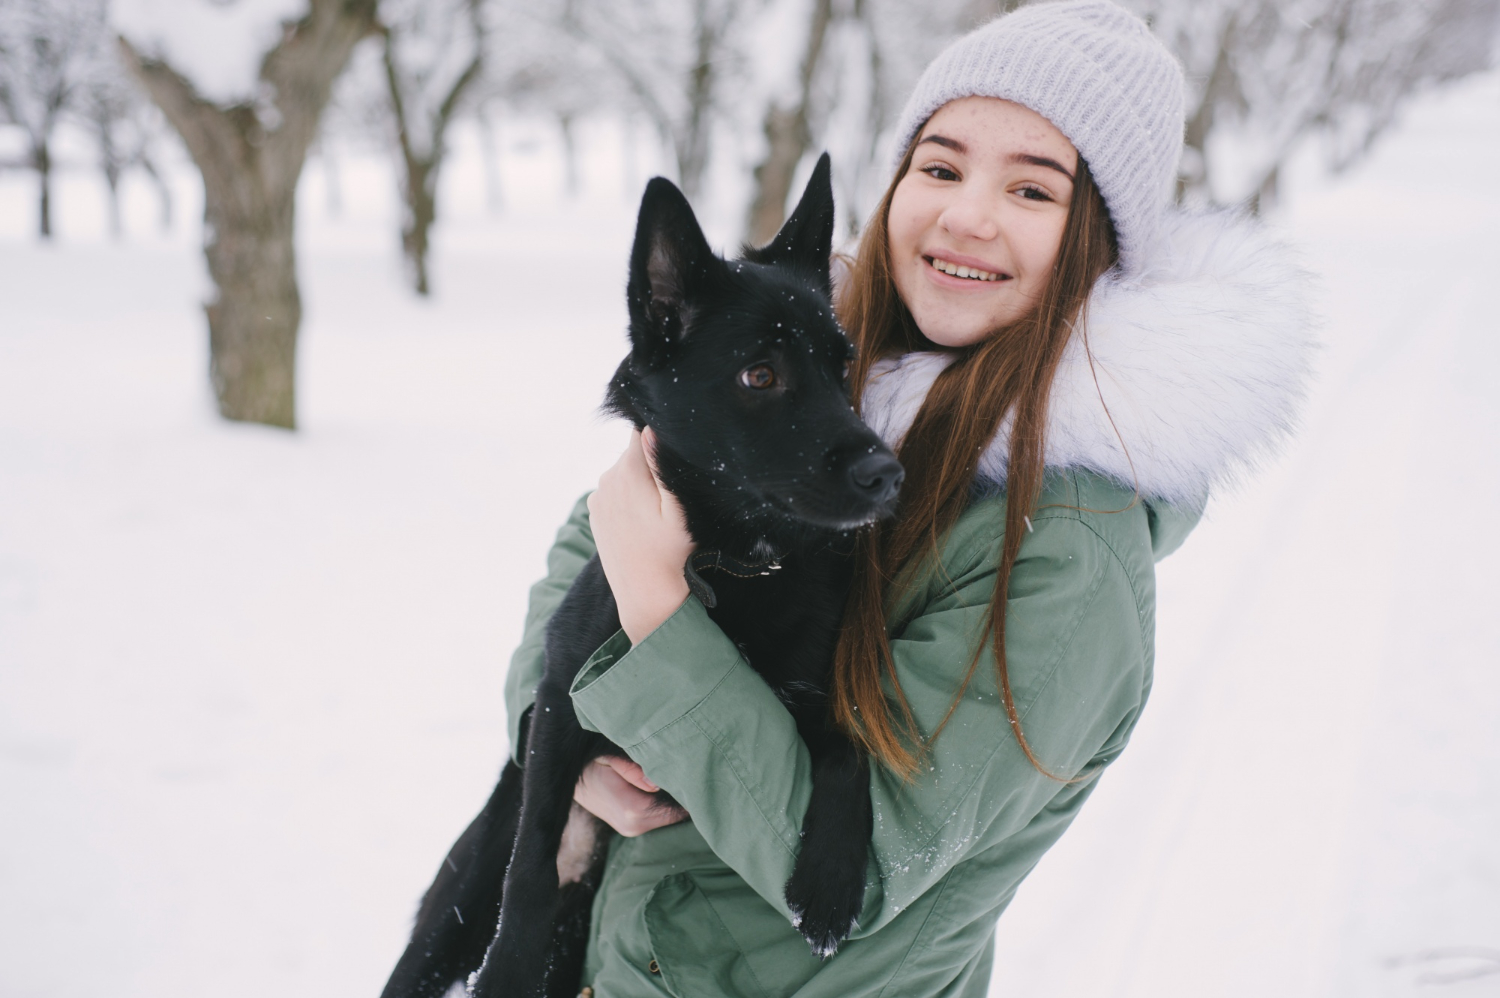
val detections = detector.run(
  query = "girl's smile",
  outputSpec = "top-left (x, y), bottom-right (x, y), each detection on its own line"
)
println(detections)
top-left (888, 96), bottom-right (1078, 348)
top-left (924, 251), bottom-right (1010, 283)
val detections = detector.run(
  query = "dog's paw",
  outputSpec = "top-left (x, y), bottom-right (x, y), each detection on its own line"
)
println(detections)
top-left (784, 868), bottom-right (863, 959)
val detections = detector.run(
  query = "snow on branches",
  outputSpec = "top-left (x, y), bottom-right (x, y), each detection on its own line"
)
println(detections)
top-left (1128, 0), bottom-right (1500, 208)
top-left (112, 0), bottom-right (308, 107)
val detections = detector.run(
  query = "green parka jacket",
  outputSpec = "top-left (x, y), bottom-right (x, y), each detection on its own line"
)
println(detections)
top-left (502, 210), bottom-right (1316, 998)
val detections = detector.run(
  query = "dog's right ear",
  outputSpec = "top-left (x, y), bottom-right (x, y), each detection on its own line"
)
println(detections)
top-left (626, 177), bottom-right (721, 365)
top-left (741, 152), bottom-right (835, 298)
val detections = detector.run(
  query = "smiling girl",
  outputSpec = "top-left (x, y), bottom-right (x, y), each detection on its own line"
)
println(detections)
top-left (504, 2), bottom-right (1316, 995)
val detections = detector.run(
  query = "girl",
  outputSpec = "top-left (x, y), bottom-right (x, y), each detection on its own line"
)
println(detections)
top-left (504, 2), bottom-right (1315, 994)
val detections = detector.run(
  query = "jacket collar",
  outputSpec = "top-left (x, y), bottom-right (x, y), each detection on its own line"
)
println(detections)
top-left (859, 208), bottom-right (1318, 507)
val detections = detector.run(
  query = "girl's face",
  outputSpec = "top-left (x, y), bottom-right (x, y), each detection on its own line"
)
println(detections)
top-left (888, 97), bottom-right (1077, 349)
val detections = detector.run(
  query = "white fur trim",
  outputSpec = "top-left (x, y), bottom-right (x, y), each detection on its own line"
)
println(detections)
top-left (860, 209), bottom-right (1318, 505)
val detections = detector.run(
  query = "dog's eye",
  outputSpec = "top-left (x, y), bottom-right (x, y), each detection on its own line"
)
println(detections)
top-left (739, 364), bottom-right (777, 390)
top-left (842, 362), bottom-right (851, 383)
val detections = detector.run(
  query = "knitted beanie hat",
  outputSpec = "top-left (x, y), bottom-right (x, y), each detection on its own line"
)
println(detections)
top-left (891, 0), bottom-right (1186, 274)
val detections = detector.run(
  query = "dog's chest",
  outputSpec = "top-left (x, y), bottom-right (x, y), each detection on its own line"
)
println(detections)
top-left (699, 556), bottom-right (849, 695)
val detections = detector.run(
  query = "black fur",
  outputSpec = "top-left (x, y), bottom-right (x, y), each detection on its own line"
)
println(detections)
top-left (380, 154), bottom-right (903, 998)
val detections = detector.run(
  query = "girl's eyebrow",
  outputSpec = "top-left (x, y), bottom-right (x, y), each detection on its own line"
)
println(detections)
top-left (917, 134), bottom-right (966, 153)
top-left (1010, 152), bottom-right (1075, 181)
top-left (917, 135), bottom-right (1076, 182)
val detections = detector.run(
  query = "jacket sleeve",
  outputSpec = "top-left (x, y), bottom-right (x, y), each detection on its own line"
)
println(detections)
top-left (568, 509), bottom-right (1148, 936)
top-left (503, 493), bottom-right (596, 761)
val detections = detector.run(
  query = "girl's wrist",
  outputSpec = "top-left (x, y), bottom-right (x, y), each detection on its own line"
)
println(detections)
top-left (619, 575), bottom-right (691, 644)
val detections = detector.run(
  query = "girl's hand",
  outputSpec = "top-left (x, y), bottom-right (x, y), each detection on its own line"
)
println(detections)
top-left (588, 427), bottom-right (693, 644)
top-left (574, 756), bottom-right (689, 837)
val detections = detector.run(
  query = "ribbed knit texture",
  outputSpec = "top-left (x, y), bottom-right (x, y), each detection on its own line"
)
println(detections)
top-left (891, 0), bottom-right (1186, 274)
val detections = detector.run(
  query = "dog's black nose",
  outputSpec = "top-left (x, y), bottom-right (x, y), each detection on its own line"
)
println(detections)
top-left (849, 453), bottom-right (904, 504)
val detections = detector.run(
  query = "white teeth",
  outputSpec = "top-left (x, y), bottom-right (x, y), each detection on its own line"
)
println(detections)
top-left (930, 257), bottom-right (1002, 281)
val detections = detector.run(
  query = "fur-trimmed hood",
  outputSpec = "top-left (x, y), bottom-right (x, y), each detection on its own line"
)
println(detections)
top-left (859, 208), bottom-right (1318, 507)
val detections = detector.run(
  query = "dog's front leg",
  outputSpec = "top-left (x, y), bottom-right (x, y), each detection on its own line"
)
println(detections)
top-left (380, 759), bottom-right (526, 998)
top-left (783, 729), bottom-right (872, 958)
top-left (468, 701), bottom-right (597, 998)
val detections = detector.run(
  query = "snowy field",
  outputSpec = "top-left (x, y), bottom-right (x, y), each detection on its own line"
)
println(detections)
top-left (1, 74), bottom-right (1497, 997)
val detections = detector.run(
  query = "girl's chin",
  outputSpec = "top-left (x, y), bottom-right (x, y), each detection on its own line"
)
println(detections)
top-left (917, 324), bottom-right (994, 349)
top-left (911, 305), bottom-right (1010, 348)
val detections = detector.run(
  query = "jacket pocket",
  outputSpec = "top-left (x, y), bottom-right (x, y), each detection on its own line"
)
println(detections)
top-left (643, 870), bottom-right (822, 998)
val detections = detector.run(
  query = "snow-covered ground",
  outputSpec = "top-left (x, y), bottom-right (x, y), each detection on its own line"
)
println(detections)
top-left (1, 76), bottom-right (1496, 997)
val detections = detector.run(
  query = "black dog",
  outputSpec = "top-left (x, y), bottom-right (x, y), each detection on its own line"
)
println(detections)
top-left (379, 155), bottom-right (903, 998)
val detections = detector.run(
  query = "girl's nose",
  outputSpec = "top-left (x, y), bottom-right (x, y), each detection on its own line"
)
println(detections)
top-left (937, 187), bottom-right (1001, 243)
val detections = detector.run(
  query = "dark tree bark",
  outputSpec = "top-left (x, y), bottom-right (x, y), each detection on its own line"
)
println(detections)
top-left (121, 0), bottom-right (376, 429)
top-left (746, 0), bottom-right (833, 246)
top-left (34, 139), bottom-right (52, 238)
top-left (558, 112), bottom-right (580, 198)
top-left (1175, 13), bottom-right (1240, 205)
top-left (675, 1), bottom-right (719, 199)
top-left (381, 8), bottom-right (483, 298)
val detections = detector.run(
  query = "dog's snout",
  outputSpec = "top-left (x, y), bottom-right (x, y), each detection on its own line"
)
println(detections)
top-left (849, 453), bottom-right (904, 504)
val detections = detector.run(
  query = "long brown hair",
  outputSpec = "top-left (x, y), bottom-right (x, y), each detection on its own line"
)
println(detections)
top-left (832, 136), bottom-right (1119, 780)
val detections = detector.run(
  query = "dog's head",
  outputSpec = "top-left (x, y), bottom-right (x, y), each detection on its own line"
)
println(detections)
top-left (606, 155), bottom-right (902, 550)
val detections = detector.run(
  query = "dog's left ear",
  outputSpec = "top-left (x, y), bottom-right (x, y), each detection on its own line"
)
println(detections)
top-left (743, 152), bottom-right (835, 298)
top-left (627, 176), bottom-right (723, 366)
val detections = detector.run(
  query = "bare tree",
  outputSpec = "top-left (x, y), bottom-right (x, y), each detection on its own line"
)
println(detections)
top-left (480, 0), bottom-right (609, 195)
top-left (380, 0), bottom-right (484, 296)
top-left (757, 0), bottom-right (1495, 234)
top-left (120, 0), bottom-right (377, 429)
top-left (0, 0), bottom-right (109, 239)
top-left (1132, 0), bottom-right (1500, 210)
top-left (560, 0), bottom-right (751, 198)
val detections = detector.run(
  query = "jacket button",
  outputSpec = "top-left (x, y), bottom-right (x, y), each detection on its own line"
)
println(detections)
top-left (648, 959), bottom-right (660, 974)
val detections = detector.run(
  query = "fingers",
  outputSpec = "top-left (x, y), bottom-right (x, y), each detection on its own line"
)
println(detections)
top-left (639, 426), bottom-right (687, 527)
top-left (640, 426), bottom-right (662, 481)
top-left (612, 429), bottom-right (662, 511)
top-left (600, 755), bottom-right (660, 793)
top-left (573, 758), bottom-right (685, 837)
top-left (588, 425), bottom-right (695, 643)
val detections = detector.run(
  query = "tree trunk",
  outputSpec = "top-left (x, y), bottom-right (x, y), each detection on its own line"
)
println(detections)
top-left (121, 0), bottom-right (376, 429)
top-left (35, 140), bottom-right (52, 240)
top-left (204, 190), bottom-right (301, 426)
top-left (559, 113), bottom-right (580, 198)
top-left (1247, 162), bottom-right (1280, 217)
top-left (1177, 15), bottom-right (1238, 204)
top-left (139, 154), bottom-right (174, 233)
top-left (382, 22), bottom-right (482, 297)
top-left (748, 105), bottom-right (808, 247)
top-left (746, 0), bottom-right (833, 246)
top-left (104, 169), bottom-right (122, 239)
top-left (675, 0), bottom-right (720, 199)
top-left (400, 155), bottom-right (435, 296)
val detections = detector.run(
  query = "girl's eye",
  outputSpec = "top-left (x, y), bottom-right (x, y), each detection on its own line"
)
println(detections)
top-left (1018, 185), bottom-right (1053, 202)
top-left (740, 364), bottom-right (777, 390)
top-left (922, 164), bottom-right (959, 182)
